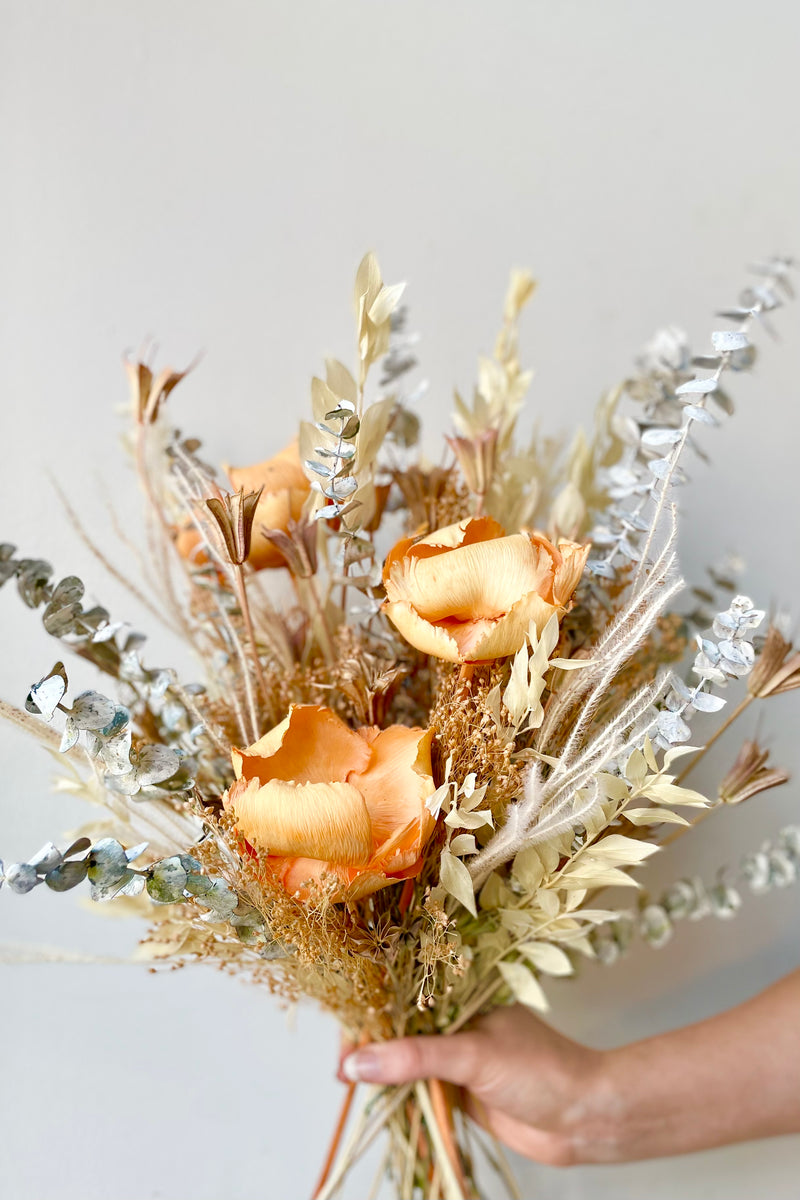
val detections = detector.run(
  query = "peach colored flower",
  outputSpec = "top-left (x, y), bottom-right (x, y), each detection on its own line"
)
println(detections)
top-left (223, 705), bottom-right (436, 901)
top-left (227, 441), bottom-right (311, 570)
top-left (382, 516), bottom-right (589, 664)
top-left (173, 519), bottom-right (210, 567)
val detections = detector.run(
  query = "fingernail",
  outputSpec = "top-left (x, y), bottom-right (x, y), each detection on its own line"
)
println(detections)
top-left (341, 1049), bottom-right (381, 1082)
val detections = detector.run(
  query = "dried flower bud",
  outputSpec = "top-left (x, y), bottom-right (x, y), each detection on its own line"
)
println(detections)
top-left (206, 487), bottom-right (264, 566)
top-left (718, 740), bottom-right (789, 805)
top-left (445, 429), bottom-right (498, 500)
top-left (260, 517), bottom-right (319, 579)
top-left (748, 624), bottom-right (800, 698)
top-left (124, 357), bottom-right (192, 425)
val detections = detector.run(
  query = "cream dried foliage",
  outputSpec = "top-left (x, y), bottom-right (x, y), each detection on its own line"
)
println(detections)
top-left (439, 740), bottom-right (713, 1019)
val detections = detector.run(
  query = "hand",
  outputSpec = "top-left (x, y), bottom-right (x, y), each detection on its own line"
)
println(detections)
top-left (342, 1004), bottom-right (602, 1167)
top-left (342, 970), bottom-right (800, 1165)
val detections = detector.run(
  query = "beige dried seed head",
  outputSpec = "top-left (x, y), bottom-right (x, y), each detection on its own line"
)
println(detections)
top-left (748, 625), bottom-right (800, 697)
top-left (718, 739), bottom-right (790, 805)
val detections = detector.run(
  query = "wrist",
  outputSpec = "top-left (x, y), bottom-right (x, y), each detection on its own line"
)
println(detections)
top-left (559, 1047), bottom-right (629, 1165)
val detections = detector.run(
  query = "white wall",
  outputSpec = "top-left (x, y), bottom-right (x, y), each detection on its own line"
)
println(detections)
top-left (1, 2), bottom-right (799, 1197)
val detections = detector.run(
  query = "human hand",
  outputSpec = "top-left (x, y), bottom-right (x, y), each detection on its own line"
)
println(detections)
top-left (342, 1004), bottom-right (604, 1167)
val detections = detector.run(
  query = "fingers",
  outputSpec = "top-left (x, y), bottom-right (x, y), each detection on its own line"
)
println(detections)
top-left (342, 1032), bottom-right (481, 1088)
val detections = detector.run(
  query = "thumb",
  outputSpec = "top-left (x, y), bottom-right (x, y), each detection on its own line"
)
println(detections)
top-left (342, 1032), bottom-right (480, 1088)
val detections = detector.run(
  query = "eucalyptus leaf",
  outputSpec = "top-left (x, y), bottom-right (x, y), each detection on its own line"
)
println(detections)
top-left (87, 839), bottom-right (130, 887)
top-left (45, 858), bottom-right (89, 892)
top-left (63, 837), bottom-right (92, 859)
top-left (675, 377), bottom-right (718, 395)
top-left (26, 662), bottom-right (68, 719)
top-left (42, 576), bottom-right (86, 636)
top-left (59, 717), bottom-right (79, 753)
top-left (711, 330), bottom-right (748, 352)
top-left (90, 870), bottom-right (137, 901)
top-left (70, 691), bottom-right (119, 731)
top-left (132, 744), bottom-right (181, 788)
top-left (29, 842), bottom-right (63, 874)
top-left (147, 857), bottom-right (188, 903)
top-left (4, 863), bottom-right (41, 893)
top-left (17, 558), bottom-right (53, 607)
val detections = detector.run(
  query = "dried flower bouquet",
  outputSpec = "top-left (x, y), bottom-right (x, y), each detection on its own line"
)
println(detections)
top-left (2, 253), bottom-right (799, 1199)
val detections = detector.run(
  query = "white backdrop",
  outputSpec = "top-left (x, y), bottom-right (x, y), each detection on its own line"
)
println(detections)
top-left (1, 2), bottom-right (799, 1197)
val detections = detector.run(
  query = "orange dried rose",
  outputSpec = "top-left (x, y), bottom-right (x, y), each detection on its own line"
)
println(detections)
top-left (382, 516), bottom-right (589, 663)
top-left (223, 705), bottom-right (436, 901)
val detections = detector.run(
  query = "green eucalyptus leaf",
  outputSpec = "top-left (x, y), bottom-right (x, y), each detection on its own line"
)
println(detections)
top-left (146, 857), bottom-right (189, 903)
top-left (46, 859), bottom-right (89, 892)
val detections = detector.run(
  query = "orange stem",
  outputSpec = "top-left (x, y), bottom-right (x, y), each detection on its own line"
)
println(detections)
top-left (457, 663), bottom-right (475, 700)
top-left (428, 1077), bottom-right (470, 1197)
top-left (311, 1080), bottom-right (357, 1200)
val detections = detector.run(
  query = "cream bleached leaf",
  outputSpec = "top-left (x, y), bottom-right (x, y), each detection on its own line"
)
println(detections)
top-left (519, 941), bottom-right (574, 977)
top-left (586, 834), bottom-right (660, 864)
top-left (449, 833), bottom-right (478, 857)
top-left (559, 866), bottom-right (642, 889)
top-left (440, 849), bottom-right (477, 917)
top-left (498, 960), bottom-right (549, 1011)
top-left (644, 782), bottom-right (711, 807)
top-left (624, 807), bottom-right (690, 827)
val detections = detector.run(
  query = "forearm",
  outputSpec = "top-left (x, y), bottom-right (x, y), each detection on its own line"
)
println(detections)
top-left (572, 969), bottom-right (800, 1163)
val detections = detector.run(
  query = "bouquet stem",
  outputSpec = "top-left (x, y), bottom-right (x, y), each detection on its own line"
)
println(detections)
top-left (314, 1077), bottom-right (482, 1200)
top-left (313, 1080), bottom-right (359, 1199)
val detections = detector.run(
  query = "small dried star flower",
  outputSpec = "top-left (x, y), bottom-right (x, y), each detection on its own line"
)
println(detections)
top-left (718, 740), bottom-right (790, 805)
top-left (748, 625), bottom-right (800, 698)
top-left (205, 487), bottom-right (264, 566)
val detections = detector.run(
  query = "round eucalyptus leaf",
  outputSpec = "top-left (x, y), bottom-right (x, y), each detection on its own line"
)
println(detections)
top-left (17, 558), bottom-right (53, 607)
top-left (146, 857), bottom-right (188, 904)
top-left (116, 874), bottom-right (146, 898)
top-left (4, 863), bottom-right (41, 894)
top-left (133, 745), bottom-right (181, 788)
top-left (87, 839), bottom-right (130, 886)
top-left (197, 880), bottom-right (238, 920)
top-left (29, 842), bottom-right (63, 874)
top-left (184, 872), bottom-right (214, 897)
top-left (90, 870), bottom-right (136, 901)
top-left (178, 854), bottom-right (203, 874)
top-left (59, 717), bottom-right (80, 753)
top-left (70, 691), bottom-right (119, 731)
top-left (63, 837), bottom-right (92, 859)
top-left (639, 904), bottom-right (673, 948)
top-left (235, 925), bottom-right (266, 946)
top-left (101, 706), bottom-right (130, 738)
top-left (230, 904), bottom-right (265, 929)
top-left (46, 859), bottom-right (89, 892)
